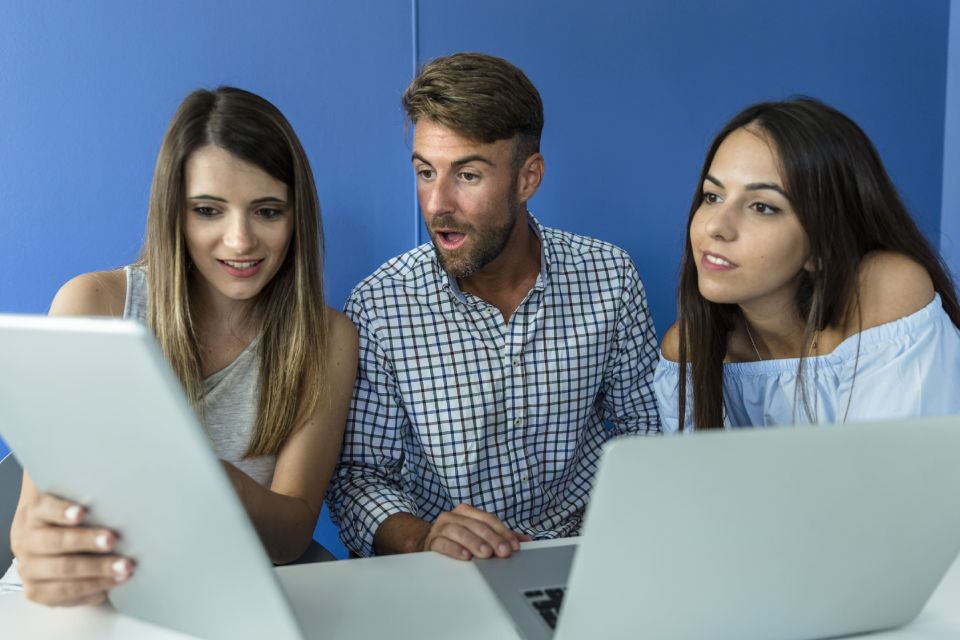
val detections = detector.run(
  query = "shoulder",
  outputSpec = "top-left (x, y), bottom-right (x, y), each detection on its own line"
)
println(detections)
top-left (852, 251), bottom-right (935, 333)
top-left (325, 307), bottom-right (359, 353)
top-left (49, 269), bottom-right (126, 317)
top-left (346, 245), bottom-right (436, 306)
top-left (660, 322), bottom-right (680, 362)
top-left (543, 225), bottom-right (632, 266)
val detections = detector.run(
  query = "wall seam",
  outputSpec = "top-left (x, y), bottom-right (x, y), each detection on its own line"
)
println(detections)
top-left (411, 0), bottom-right (422, 246)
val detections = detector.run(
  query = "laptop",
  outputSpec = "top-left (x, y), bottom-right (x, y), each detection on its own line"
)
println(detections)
top-left (475, 416), bottom-right (960, 640)
top-left (0, 314), bottom-right (321, 639)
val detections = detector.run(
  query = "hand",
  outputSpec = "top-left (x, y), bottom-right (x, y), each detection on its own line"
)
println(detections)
top-left (420, 504), bottom-right (531, 561)
top-left (11, 492), bottom-right (134, 606)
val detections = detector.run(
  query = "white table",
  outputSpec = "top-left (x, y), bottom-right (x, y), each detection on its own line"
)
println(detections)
top-left (2, 539), bottom-right (958, 639)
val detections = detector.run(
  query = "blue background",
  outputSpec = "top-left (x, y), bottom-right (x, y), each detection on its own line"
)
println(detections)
top-left (2, 0), bottom-right (959, 559)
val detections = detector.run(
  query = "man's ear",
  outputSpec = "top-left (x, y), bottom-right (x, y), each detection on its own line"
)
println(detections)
top-left (516, 152), bottom-right (544, 204)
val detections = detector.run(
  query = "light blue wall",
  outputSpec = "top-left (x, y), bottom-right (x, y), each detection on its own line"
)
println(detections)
top-left (0, 1), bottom-right (953, 558)
top-left (943, 0), bottom-right (960, 277)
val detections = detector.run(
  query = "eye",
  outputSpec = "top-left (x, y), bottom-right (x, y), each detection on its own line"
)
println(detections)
top-left (458, 171), bottom-right (480, 183)
top-left (416, 167), bottom-right (435, 180)
top-left (192, 206), bottom-right (218, 218)
top-left (257, 207), bottom-right (285, 220)
top-left (701, 191), bottom-right (720, 205)
top-left (751, 202), bottom-right (782, 215)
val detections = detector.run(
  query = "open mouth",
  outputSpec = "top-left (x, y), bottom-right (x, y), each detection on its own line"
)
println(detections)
top-left (435, 231), bottom-right (467, 251)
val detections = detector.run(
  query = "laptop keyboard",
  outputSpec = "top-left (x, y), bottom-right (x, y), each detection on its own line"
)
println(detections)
top-left (523, 586), bottom-right (566, 630)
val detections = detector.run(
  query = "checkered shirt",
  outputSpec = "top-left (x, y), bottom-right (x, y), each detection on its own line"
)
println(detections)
top-left (328, 215), bottom-right (661, 556)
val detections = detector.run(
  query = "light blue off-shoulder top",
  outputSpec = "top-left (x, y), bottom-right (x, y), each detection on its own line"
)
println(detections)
top-left (653, 294), bottom-right (960, 433)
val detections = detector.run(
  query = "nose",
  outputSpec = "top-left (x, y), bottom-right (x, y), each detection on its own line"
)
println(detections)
top-left (223, 212), bottom-right (256, 253)
top-left (420, 175), bottom-right (455, 218)
top-left (703, 201), bottom-right (737, 241)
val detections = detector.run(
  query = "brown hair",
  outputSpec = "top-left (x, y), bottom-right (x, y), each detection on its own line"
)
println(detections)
top-left (140, 86), bottom-right (328, 456)
top-left (677, 97), bottom-right (960, 430)
top-left (402, 51), bottom-right (544, 167)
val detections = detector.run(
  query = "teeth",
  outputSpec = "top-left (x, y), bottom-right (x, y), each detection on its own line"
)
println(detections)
top-left (706, 254), bottom-right (732, 267)
top-left (224, 260), bottom-right (258, 269)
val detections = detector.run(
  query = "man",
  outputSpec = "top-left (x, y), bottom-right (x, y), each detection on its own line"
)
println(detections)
top-left (328, 52), bottom-right (660, 560)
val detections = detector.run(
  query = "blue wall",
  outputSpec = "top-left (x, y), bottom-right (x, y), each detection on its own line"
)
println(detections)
top-left (944, 0), bottom-right (960, 277)
top-left (1, 0), bottom-right (953, 558)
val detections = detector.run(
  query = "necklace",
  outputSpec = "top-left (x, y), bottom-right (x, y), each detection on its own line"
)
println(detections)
top-left (743, 321), bottom-right (819, 361)
top-left (744, 322), bottom-right (763, 361)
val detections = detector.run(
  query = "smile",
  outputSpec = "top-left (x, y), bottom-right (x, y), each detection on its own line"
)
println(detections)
top-left (701, 252), bottom-right (737, 271)
top-left (218, 259), bottom-right (264, 278)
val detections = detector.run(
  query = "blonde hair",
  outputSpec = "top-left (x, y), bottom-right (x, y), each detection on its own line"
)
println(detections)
top-left (140, 87), bottom-right (327, 456)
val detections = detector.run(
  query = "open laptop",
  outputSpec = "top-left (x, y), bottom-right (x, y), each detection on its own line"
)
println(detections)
top-left (0, 314), bottom-right (322, 639)
top-left (475, 415), bottom-right (960, 640)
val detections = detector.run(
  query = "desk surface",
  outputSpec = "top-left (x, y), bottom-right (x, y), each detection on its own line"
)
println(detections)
top-left (2, 539), bottom-right (959, 640)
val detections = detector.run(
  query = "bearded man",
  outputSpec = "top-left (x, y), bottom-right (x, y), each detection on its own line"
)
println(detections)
top-left (328, 52), bottom-right (660, 559)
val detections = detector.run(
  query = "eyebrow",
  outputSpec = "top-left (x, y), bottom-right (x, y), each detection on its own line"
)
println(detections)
top-left (411, 152), bottom-right (496, 167)
top-left (187, 195), bottom-right (287, 205)
top-left (704, 174), bottom-right (789, 198)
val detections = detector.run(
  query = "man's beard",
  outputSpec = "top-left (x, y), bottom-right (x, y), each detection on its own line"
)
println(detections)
top-left (431, 194), bottom-right (524, 279)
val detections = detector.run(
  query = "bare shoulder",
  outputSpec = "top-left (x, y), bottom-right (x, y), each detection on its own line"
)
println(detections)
top-left (854, 251), bottom-right (935, 332)
top-left (324, 306), bottom-right (359, 364)
top-left (49, 269), bottom-right (127, 317)
top-left (660, 322), bottom-right (681, 363)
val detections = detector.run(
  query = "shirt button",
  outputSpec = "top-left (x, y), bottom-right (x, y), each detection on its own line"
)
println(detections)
top-left (511, 358), bottom-right (520, 367)
top-left (514, 417), bottom-right (523, 426)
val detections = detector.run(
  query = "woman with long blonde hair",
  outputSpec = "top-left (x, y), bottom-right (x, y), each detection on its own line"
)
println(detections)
top-left (6, 87), bottom-right (357, 606)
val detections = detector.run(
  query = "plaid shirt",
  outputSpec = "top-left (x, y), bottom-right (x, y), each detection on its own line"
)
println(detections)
top-left (328, 215), bottom-right (661, 556)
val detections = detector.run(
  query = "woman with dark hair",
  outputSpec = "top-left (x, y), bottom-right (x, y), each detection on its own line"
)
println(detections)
top-left (4, 87), bottom-right (358, 605)
top-left (656, 97), bottom-right (960, 432)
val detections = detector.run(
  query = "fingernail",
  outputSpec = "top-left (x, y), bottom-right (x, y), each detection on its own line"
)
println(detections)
top-left (479, 544), bottom-right (492, 557)
top-left (499, 543), bottom-right (510, 555)
top-left (64, 505), bottom-right (82, 523)
top-left (511, 539), bottom-right (520, 551)
top-left (112, 559), bottom-right (131, 577)
top-left (460, 550), bottom-right (470, 560)
top-left (95, 533), bottom-right (112, 551)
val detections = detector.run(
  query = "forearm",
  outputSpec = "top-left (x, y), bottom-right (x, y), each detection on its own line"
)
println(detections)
top-left (373, 512), bottom-right (431, 555)
top-left (222, 463), bottom-right (317, 564)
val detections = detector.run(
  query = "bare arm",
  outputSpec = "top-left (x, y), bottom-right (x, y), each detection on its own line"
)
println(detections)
top-left (224, 309), bottom-right (357, 564)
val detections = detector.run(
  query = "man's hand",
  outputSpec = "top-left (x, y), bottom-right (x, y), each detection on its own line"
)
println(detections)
top-left (11, 493), bottom-right (134, 606)
top-left (419, 504), bottom-right (530, 560)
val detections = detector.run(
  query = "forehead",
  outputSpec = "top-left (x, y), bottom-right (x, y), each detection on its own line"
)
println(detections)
top-left (412, 120), bottom-right (514, 163)
top-left (709, 127), bottom-right (783, 182)
top-left (184, 145), bottom-right (287, 195)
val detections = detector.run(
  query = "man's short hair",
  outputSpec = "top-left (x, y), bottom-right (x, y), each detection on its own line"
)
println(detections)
top-left (402, 52), bottom-right (544, 166)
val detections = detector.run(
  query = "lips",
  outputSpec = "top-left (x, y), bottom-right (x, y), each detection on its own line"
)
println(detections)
top-left (435, 230), bottom-right (467, 251)
top-left (700, 251), bottom-right (738, 271)
top-left (218, 258), bottom-right (264, 278)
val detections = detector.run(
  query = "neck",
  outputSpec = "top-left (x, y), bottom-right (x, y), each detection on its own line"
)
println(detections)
top-left (739, 299), bottom-right (811, 360)
top-left (458, 214), bottom-right (541, 319)
top-left (190, 276), bottom-right (259, 341)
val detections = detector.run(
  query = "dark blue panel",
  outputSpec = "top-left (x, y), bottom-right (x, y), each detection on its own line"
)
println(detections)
top-left (0, 0), bottom-right (416, 559)
top-left (417, 0), bottom-right (950, 337)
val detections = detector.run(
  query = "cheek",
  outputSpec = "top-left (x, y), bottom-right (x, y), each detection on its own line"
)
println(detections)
top-left (688, 212), bottom-right (706, 246)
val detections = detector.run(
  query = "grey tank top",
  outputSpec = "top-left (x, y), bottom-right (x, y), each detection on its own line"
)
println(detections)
top-left (124, 266), bottom-right (276, 486)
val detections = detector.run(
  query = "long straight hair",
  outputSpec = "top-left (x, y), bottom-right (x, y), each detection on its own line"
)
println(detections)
top-left (677, 98), bottom-right (960, 430)
top-left (140, 87), bottom-right (328, 456)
